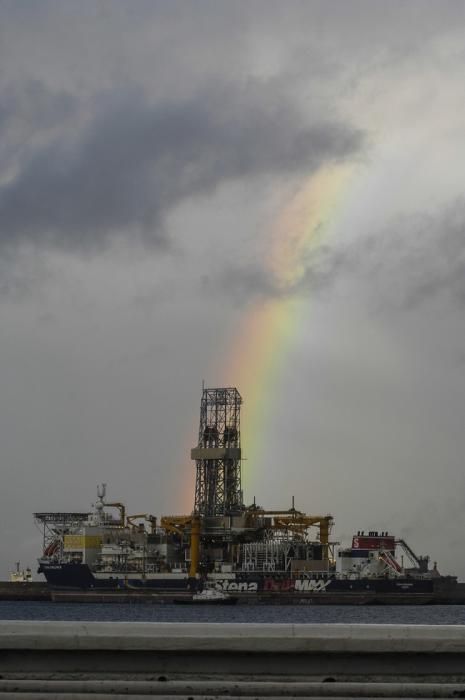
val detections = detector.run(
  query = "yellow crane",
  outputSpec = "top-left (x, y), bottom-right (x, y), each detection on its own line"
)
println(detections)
top-left (104, 502), bottom-right (126, 527)
top-left (126, 513), bottom-right (157, 534)
top-left (159, 515), bottom-right (201, 578)
top-left (160, 515), bottom-right (193, 536)
top-left (246, 508), bottom-right (333, 559)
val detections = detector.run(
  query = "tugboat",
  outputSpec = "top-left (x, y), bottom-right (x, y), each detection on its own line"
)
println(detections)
top-left (174, 587), bottom-right (238, 605)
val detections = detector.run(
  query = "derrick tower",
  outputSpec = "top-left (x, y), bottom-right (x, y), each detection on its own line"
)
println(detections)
top-left (191, 387), bottom-right (243, 517)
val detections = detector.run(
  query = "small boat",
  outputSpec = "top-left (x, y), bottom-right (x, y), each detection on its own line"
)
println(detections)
top-left (9, 562), bottom-right (32, 583)
top-left (174, 588), bottom-right (238, 605)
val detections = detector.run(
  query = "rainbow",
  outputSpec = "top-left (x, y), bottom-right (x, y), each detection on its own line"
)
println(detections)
top-left (219, 162), bottom-right (356, 495)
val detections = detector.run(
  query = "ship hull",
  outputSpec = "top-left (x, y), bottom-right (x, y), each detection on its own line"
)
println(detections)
top-left (40, 562), bottom-right (444, 598)
top-left (39, 563), bottom-right (188, 591)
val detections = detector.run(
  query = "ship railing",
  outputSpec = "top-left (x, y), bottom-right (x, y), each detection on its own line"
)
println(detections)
top-left (262, 562), bottom-right (276, 572)
top-left (300, 571), bottom-right (332, 579)
top-left (239, 567), bottom-right (291, 574)
top-left (241, 563), bottom-right (256, 572)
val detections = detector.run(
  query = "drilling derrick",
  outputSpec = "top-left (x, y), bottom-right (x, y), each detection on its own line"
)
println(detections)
top-left (191, 387), bottom-right (243, 517)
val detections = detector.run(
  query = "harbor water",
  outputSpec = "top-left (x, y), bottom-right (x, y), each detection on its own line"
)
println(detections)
top-left (1, 601), bottom-right (465, 624)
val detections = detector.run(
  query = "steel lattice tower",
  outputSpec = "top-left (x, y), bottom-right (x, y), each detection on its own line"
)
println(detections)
top-left (191, 387), bottom-right (243, 516)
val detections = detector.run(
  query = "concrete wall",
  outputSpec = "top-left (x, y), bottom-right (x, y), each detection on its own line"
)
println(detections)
top-left (1, 622), bottom-right (465, 696)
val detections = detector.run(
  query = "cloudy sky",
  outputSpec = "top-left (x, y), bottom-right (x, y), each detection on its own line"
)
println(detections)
top-left (1, 0), bottom-right (465, 579)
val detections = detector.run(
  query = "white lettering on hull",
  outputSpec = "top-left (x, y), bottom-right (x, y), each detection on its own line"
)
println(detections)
top-left (211, 579), bottom-right (331, 593)
top-left (214, 581), bottom-right (258, 593)
top-left (294, 579), bottom-right (331, 592)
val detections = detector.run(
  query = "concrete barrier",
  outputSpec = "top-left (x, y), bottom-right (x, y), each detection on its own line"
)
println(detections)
top-left (1, 622), bottom-right (465, 697)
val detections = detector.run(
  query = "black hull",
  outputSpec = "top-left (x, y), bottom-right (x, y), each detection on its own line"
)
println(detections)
top-left (39, 562), bottom-right (461, 603)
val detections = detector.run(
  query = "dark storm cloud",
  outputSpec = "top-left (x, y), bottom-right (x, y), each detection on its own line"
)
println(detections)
top-left (0, 80), bottom-right (363, 253)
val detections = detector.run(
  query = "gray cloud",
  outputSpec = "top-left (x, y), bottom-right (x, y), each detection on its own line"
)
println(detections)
top-left (0, 80), bottom-right (362, 254)
top-left (0, 80), bottom-right (76, 136)
top-left (0, 81), bottom-right (79, 187)
top-left (204, 200), bottom-right (465, 313)
top-left (200, 262), bottom-right (277, 306)
top-left (308, 202), bottom-right (465, 310)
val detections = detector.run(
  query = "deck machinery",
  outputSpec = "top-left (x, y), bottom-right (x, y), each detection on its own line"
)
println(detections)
top-left (162, 386), bottom-right (334, 578)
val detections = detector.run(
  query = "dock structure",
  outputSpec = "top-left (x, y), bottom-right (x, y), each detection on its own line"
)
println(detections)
top-left (1, 622), bottom-right (465, 697)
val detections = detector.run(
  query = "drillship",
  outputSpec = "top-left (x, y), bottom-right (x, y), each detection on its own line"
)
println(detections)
top-left (35, 387), bottom-right (460, 603)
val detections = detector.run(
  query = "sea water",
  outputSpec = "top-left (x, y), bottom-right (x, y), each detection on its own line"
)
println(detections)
top-left (1, 601), bottom-right (465, 624)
